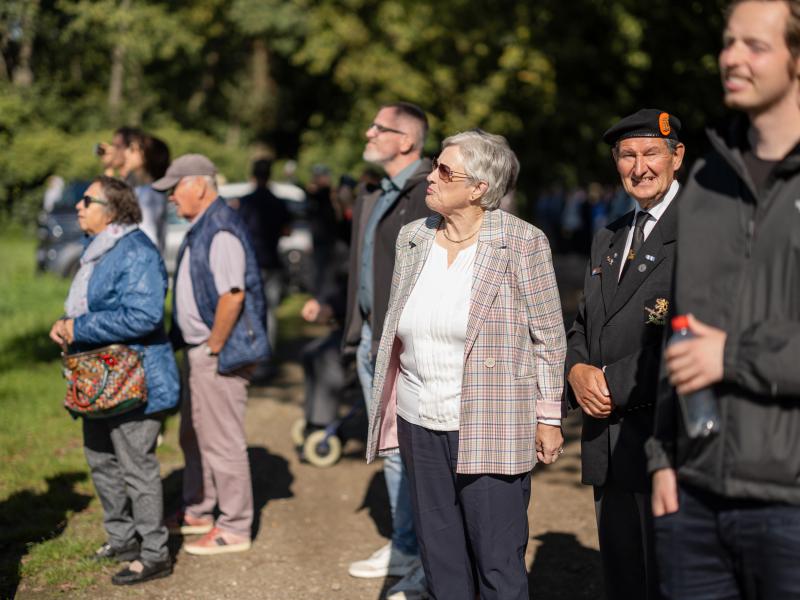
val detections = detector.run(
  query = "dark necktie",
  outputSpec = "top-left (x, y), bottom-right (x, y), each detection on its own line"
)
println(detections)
top-left (620, 211), bottom-right (650, 280)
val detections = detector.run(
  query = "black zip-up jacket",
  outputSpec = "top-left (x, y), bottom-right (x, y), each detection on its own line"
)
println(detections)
top-left (646, 116), bottom-right (800, 504)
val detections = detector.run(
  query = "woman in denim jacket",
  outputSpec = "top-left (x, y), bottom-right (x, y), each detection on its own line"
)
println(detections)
top-left (49, 176), bottom-right (179, 586)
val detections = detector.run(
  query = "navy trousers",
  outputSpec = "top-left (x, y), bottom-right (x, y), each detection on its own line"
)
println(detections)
top-left (655, 484), bottom-right (800, 600)
top-left (397, 417), bottom-right (531, 600)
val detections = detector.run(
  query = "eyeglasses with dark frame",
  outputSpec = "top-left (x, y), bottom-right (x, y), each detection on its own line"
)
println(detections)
top-left (432, 157), bottom-right (471, 183)
top-left (368, 122), bottom-right (408, 136)
top-left (80, 194), bottom-right (109, 207)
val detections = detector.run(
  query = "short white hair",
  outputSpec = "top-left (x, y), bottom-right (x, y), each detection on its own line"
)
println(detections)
top-left (441, 129), bottom-right (519, 210)
top-left (187, 175), bottom-right (218, 192)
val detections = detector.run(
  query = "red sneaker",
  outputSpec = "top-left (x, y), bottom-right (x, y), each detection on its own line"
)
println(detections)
top-left (183, 527), bottom-right (251, 555)
top-left (164, 511), bottom-right (214, 535)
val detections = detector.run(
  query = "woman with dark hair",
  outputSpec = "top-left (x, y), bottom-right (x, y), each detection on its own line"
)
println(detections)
top-left (120, 132), bottom-right (171, 252)
top-left (49, 175), bottom-right (179, 585)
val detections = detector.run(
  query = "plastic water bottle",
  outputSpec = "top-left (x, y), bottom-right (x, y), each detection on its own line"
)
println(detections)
top-left (668, 315), bottom-right (721, 438)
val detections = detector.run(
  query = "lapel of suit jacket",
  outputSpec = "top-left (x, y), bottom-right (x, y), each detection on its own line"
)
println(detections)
top-left (600, 216), bottom-right (631, 316)
top-left (385, 214), bottom-right (439, 337)
top-left (605, 198), bottom-right (677, 323)
top-left (464, 209), bottom-right (510, 357)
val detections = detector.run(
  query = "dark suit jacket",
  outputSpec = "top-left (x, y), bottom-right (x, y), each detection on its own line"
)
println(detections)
top-left (566, 198), bottom-right (677, 492)
top-left (342, 159), bottom-right (432, 357)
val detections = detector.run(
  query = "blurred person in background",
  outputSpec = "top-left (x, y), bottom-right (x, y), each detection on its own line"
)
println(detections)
top-left (119, 132), bottom-right (171, 252)
top-left (307, 164), bottom-right (339, 295)
top-left (366, 130), bottom-right (566, 600)
top-left (97, 126), bottom-right (141, 178)
top-left (238, 158), bottom-right (293, 356)
top-left (48, 176), bottom-right (179, 585)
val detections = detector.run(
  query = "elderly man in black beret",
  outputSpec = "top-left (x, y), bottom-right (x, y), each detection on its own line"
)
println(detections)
top-left (565, 108), bottom-right (685, 600)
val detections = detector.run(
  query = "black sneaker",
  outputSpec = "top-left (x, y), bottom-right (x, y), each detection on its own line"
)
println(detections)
top-left (111, 558), bottom-right (173, 586)
top-left (91, 540), bottom-right (140, 562)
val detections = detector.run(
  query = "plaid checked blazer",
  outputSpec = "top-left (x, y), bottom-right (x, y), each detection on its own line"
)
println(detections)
top-left (366, 209), bottom-right (566, 475)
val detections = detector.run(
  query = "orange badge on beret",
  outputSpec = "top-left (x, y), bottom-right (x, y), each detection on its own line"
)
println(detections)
top-left (659, 112), bottom-right (671, 136)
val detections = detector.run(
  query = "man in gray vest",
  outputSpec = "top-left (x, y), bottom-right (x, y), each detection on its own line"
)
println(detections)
top-left (154, 154), bottom-right (269, 556)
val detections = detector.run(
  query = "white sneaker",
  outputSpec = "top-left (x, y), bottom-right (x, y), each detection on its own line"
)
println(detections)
top-left (348, 542), bottom-right (419, 579)
top-left (386, 561), bottom-right (428, 599)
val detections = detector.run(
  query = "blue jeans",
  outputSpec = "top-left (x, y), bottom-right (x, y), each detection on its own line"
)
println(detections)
top-left (655, 483), bottom-right (800, 600)
top-left (357, 321), bottom-right (418, 556)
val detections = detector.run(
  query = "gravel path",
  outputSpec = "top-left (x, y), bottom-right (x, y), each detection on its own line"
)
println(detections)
top-left (21, 254), bottom-right (604, 600)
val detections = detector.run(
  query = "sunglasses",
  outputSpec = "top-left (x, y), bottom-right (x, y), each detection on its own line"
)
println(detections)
top-left (432, 157), bottom-right (471, 183)
top-left (368, 122), bottom-right (407, 136)
top-left (80, 195), bottom-right (109, 207)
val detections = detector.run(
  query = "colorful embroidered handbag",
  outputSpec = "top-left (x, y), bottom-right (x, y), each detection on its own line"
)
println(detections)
top-left (61, 344), bottom-right (147, 418)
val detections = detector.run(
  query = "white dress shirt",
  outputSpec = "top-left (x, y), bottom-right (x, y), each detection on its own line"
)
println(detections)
top-left (396, 242), bottom-right (476, 431)
top-left (618, 180), bottom-right (680, 280)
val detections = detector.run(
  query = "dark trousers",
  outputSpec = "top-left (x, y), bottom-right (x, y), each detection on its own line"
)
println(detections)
top-left (302, 328), bottom-right (345, 426)
top-left (655, 484), bottom-right (800, 600)
top-left (397, 417), bottom-right (530, 600)
top-left (594, 478), bottom-right (659, 600)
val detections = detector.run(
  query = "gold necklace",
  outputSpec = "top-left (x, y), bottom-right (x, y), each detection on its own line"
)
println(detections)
top-left (441, 224), bottom-right (480, 244)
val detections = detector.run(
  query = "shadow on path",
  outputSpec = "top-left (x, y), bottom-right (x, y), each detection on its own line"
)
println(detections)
top-left (528, 532), bottom-right (603, 600)
top-left (162, 445), bottom-right (294, 547)
top-left (357, 470), bottom-right (392, 540)
top-left (0, 472), bottom-right (92, 599)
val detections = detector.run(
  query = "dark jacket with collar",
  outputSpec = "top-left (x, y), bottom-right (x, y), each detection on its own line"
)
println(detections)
top-left (567, 196), bottom-right (678, 492)
top-left (171, 197), bottom-right (270, 374)
top-left (343, 159), bottom-right (432, 357)
top-left (646, 117), bottom-right (800, 504)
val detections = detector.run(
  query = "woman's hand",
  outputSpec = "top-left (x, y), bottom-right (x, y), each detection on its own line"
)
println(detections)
top-left (49, 319), bottom-right (75, 345)
top-left (536, 423), bottom-right (564, 464)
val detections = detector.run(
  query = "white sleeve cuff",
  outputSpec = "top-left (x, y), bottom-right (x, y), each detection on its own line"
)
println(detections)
top-left (538, 418), bottom-right (562, 427)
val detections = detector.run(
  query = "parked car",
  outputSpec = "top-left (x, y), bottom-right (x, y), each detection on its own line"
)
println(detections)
top-left (36, 178), bottom-right (313, 293)
top-left (163, 182), bottom-right (313, 291)
top-left (36, 180), bottom-right (90, 277)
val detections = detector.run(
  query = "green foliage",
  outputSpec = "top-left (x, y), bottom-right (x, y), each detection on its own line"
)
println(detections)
top-left (1, 0), bottom-right (730, 224)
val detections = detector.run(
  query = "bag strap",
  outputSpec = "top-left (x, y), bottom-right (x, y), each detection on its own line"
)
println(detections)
top-left (68, 362), bottom-right (110, 408)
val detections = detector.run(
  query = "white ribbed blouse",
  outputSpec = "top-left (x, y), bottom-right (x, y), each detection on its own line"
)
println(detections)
top-left (396, 241), bottom-right (476, 431)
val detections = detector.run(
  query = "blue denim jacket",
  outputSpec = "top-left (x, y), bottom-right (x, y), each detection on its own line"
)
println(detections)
top-left (72, 229), bottom-right (180, 415)
top-left (172, 197), bottom-right (270, 374)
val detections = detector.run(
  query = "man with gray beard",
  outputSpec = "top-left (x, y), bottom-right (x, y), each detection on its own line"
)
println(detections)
top-left (343, 102), bottom-right (431, 599)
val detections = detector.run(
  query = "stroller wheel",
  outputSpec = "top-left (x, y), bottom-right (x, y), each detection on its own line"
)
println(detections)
top-left (303, 429), bottom-right (342, 468)
top-left (291, 418), bottom-right (307, 447)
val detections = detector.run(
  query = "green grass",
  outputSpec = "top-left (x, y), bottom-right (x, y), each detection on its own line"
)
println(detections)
top-left (0, 232), bottom-right (188, 596)
top-left (0, 231), bottom-right (312, 597)
top-left (0, 231), bottom-right (109, 596)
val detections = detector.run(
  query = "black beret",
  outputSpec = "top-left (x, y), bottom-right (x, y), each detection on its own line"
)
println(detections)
top-left (603, 108), bottom-right (682, 145)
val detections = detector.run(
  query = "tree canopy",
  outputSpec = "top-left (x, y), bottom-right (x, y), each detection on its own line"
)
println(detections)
top-left (1, 0), bottom-right (729, 222)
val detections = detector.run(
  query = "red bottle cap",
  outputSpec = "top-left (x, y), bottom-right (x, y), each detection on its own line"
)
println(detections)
top-left (671, 315), bottom-right (689, 330)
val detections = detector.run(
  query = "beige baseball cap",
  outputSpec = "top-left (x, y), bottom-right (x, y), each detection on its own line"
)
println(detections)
top-left (152, 154), bottom-right (217, 191)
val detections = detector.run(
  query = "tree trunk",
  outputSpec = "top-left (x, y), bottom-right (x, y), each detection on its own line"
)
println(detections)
top-left (107, 0), bottom-right (131, 122)
top-left (11, 0), bottom-right (40, 87)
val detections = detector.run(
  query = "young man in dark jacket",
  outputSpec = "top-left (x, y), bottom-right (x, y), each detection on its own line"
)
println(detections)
top-left (647, 1), bottom-right (800, 598)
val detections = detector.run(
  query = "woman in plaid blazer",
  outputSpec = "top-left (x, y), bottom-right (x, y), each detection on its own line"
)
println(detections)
top-left (366, 130), bottom-right (567, 600)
